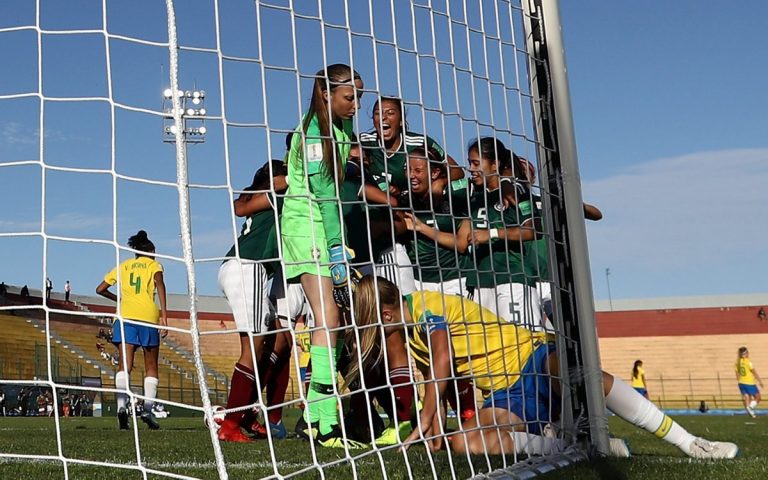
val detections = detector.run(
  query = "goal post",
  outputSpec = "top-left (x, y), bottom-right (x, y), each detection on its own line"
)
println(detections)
top-left (522, 0), bottom-right (610, 456)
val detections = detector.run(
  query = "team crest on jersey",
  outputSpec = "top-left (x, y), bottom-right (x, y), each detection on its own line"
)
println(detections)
top-left (494, 202), bottom-right (505, 212)
top-left (311, 247), bottom-right (321, 261)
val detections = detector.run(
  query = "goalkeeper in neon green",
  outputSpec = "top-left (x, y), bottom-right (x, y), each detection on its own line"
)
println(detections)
top-left (280, 63), bottom-right (365, 449)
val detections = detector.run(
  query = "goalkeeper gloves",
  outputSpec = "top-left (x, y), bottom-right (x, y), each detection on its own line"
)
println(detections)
top-left (328, 245), bottom-right (360, 311)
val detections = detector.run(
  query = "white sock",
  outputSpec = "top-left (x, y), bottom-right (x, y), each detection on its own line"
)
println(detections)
top-left (115, 371), bottom-right (129, 410)
top-left (509, 431), bottom-right (565, 456)
top-left (605, 377), bottom-right (694, 452)
top-left (749, 400), bottom-right (758, 409)
top-left (144, 377), bottom-right (159, 412)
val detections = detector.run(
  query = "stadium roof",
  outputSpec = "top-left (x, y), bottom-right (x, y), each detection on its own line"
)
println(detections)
top-left (595, 293), bottom-right (768, 312)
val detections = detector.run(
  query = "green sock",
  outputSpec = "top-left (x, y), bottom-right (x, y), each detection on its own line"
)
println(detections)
top-left (308, 344), bottom-right (338, 435)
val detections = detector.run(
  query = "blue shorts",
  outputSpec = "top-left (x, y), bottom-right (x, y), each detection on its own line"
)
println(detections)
top-left (739, 383), bottom-right (759, 396)
top-left (112, 319), bottom-right (160, 348)
top-left (482, 342), bottom-right (558, 435)
top-left (633, 387), bottom-right (648, 396)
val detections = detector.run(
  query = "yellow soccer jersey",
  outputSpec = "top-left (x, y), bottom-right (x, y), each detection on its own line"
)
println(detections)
top-left (631, 367), bottom-right (645, 388)
top-left (404, 291), bottom-right (546, 393)
top-left (295, 324), bottom-right (311, 369)
top-left (736, 358), bottom-right (756, 385)
top-left (104, 256), bottom-right (163, 324)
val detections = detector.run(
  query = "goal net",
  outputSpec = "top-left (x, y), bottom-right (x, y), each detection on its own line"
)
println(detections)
top-left (0, 0), bottom-right (605, 479)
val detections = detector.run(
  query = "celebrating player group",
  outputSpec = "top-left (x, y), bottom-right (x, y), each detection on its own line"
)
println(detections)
top-left (103, 63), bottom-right (739, 460)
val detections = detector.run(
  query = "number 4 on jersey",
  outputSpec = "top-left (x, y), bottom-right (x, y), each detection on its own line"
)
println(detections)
top-left (129, 272), bottom-right (141, 294)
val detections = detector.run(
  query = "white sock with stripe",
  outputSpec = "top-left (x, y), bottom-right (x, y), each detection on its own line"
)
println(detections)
top-left (115, 371), bottom-right (129, 410)
top-left (143, 377), bottom-right (159, 412)
top-left (605, 377), bottom-right (694, 452)
top-left (509, 431), bottom-right (565, 456)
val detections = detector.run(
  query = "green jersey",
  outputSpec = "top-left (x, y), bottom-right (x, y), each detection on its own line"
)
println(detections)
top-left (524, 195), bottom-right (550, 282)
top-left (400, 180), bottom-right (471, 283)
top-left (225, 193), bottom-right (283, 273)
top-left (341, 160), bottom-right (373, 265)
top-left (465, 185), bottom-right (535, 288)
top-left (281, 115), bottom-right (352, 280)
top-left (359, 131), bottom-right (446, 192)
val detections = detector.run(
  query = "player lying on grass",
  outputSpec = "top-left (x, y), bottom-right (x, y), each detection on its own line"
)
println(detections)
top-left (347, 275), bottom-right (739, 459)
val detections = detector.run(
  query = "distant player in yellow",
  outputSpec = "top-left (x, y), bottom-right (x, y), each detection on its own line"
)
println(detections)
top-left (631, 360), bottom-right (649, 399)
top-left (96, 230), bottom-right (167, 431)
top-left (736, 346), bottom-right (763, 418)
top-left (347, 275), bottom-right (739, 459)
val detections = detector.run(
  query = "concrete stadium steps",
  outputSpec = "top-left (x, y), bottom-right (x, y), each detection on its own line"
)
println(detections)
top-left (599, 333), bottom-right (768, 408)
top-left (166, 317), bottom-right (306, 402)
top-left (0, 313), bottom-right (106, 383)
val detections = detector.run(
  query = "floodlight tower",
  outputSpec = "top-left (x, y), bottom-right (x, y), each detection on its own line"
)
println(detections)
top-left (162, 88), bottom-right (207, 143)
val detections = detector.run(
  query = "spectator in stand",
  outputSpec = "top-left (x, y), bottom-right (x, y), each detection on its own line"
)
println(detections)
top-left (80, 394), bottom-right (90, 416)
top-left (20, 285), bottom-right (30, 298)
top-left (46, 277), bottom-right (53, 300)
top-left (17, 388), bottom-right (29, 416)
top-left (64, 280), bottom-right (72, 303)
top-left (0, 282), bottom-right (7, 297)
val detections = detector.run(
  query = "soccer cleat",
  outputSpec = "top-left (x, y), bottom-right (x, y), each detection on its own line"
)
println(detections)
top-left (218, 423), bottom-right (255, 443)
top-left (374, 421), bottom-right (413, 447)
top-left (295, 416), bottom-right (319, 441)
top-left (608, 437), bottom-right (631, 458)
top-left (268, 421), bottom-right (288, 440)
top-left (141, 411), bottom-right (160, 430)
top-left (687, 437), bottom-right (738, 459)
top-left (317, 425), bottom-right (369, 450)
top-left (746, 406), bottom-right (757, 418)
top-left (117, 407), bottom-right (129, 430)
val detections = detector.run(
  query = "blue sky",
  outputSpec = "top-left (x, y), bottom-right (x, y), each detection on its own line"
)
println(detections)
top-left (1, 0), bottom-right (766, 301)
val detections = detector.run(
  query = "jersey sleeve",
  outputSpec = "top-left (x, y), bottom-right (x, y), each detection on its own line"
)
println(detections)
top-left (425, 135), bottom-right (446, 161)
top-left (103, 267), bottom-right (118, 286)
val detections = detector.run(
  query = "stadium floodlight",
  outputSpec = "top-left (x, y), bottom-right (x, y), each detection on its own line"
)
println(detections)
top-left (162, 85), bottom-right (206, 144)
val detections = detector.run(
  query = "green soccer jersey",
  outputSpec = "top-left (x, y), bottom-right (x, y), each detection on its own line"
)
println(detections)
top-left (281, 114), bottom-right (352, 279)
top-left (401, 181), bottom-right (471, 283)
top-left (465, 186), bottom-right (535, 288)
top-left (359, 131), bottom-right (446, 192)
top-left (225, 193), bottom-right (283, 274)
top-left (341, 161), bottom-right (372, 265)
top-left (524, 195), bottom-right (550, 282)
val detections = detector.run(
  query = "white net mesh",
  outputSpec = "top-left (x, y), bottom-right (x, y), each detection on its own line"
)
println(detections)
top-left (0, 1), bottom-right (593, 478)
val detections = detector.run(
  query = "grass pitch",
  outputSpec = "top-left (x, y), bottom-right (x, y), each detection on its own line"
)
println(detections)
top-left (0, 411), bottom-right (765, 479)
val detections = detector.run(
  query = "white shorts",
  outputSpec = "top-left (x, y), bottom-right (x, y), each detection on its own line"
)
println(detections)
top-left (476, 283), bottom-right (548, 332)
top-left (376, 243), bottom-right (416, 295)
top-left (536, 281), bottom-right (552, 303)
top-left (270, 273), bottom-right (310, 329)
top-left (418, 277), bottom-right (467, 297)
top-left (218, 259), bottom-right (273, 333)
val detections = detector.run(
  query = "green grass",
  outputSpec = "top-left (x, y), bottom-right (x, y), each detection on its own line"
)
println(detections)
top-left (0, 412), bottom-right (765, 479)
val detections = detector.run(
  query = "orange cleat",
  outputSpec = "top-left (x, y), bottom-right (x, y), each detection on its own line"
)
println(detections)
top-left (218, 423), bottom-right (255, 443)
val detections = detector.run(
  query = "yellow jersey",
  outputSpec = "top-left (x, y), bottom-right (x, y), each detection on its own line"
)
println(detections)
top-left (295, 324), bottom-right (311, 368)
top-left (404, 291), bottom-right (546, 393)
top-left (631, 366), bottom-right (645, 388)
top-left (104, 256), bottom-right (163, 324)
top-left (736, 358), bottom-right (756, 385)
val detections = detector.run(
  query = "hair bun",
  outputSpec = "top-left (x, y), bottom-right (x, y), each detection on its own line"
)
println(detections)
top-left (136, 230), bottom-right (148, 240)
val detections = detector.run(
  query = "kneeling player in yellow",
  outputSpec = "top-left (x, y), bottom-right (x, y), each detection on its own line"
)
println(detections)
top-left (347, 276), bottom-right (738, 459)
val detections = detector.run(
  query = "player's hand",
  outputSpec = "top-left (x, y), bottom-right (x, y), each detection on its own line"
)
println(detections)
top-left (332, 266), bottom-right (362, 312)
top-left (469, 229), bottom-right (491, 246)
top-left (328, 245), bottom-right (354, 286)
top-left (388, 185), bottom-right (401, 197)
top-left (403, 212), bottom-right (423, 232)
